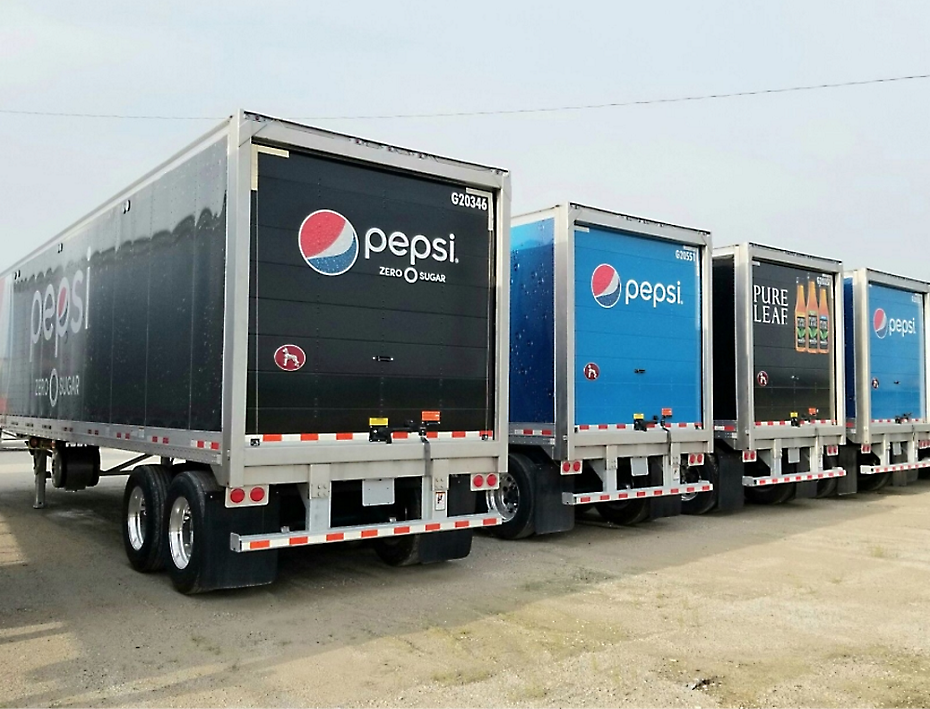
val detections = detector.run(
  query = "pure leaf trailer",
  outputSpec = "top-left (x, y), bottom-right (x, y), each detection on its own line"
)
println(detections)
top-left (0, 111), bottom-right (510, 593)
top-left (712, 243), bottom-right (847, 508)
top-left (839, 268), bottom-right (930, 492)
top-left (497, 204), bottom-right (715, 538)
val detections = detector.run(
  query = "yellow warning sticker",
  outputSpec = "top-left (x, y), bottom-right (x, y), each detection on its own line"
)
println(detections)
top-left (369, 417), bottom-right (389, 427)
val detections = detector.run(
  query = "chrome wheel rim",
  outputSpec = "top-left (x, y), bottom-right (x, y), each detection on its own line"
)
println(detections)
top-left (126, 486), bottom-right (147, 551)
top-left (486, 470), bottom-right (519, 522)
top-left (168, 496), bottom-right (194, 570)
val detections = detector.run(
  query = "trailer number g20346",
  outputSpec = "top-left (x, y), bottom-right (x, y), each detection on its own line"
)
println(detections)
top-left (451, 192), bottom-right (488, 211)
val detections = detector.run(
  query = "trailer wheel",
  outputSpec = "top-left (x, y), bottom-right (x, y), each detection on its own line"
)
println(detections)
top-left (682, 456), bottom-right (719, 515)
top-left (122, 465), bottom-right (172, 572)
top-left (487, 453), bottom-right (535, 539)
top-left (374, 488), bottom-right (423, 566)
top-left (164, 470), bottom-right (221, 594)
top-left (374, 534), bottom-right (422, 567)
top-left (857, 471), bottom-right (891, 492)
top-left (745, 481), bottom-right (795, 505)
top-left (595, 498), bottom-right (650, 525)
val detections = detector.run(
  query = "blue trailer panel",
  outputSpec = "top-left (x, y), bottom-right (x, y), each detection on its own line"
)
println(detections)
top-left (867, 283), bottom-right (925, 420)
top-left (509, 218), bottom-right (555, 424)
top-left (573, 226), bottom-right (703, 426)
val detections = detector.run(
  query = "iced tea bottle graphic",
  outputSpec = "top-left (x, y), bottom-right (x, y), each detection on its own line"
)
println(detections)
top-left (806, 280), bottom-right (818, 353)
top-left (818, 286), bottom-right (830, 353)
top-left (795, 280), bottom-right (807, 352)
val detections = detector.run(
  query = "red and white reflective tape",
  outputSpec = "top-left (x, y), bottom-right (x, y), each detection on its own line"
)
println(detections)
top-left (247, 430), bottom-right (493, 444)
top-left (151, 436), bottom-right (171, 445)
top-left (564, 482), bottom-right (713, 505)
top-left (511, 428), bottom-right (554, 437)
top-left (193, 439), bottom-right (221, 451)
top-left (755, 419), bottom-right (837, 427)
top-left (231, 513), bottom-right (501, 552)
top-left (919, 440), bottom-right (930, 449)
top-left (860, 460), bottom-right (930, 475)
top-left (714, 424), bottom-right (737, 432)
top-left (871, 418), bottom-right (925, 424)
top-left (742, 468), bottom-right (845, 486)
top-left (576, 422), bottom-right (703, 431)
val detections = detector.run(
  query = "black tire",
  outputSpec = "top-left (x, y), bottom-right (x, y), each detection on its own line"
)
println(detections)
top-left (488, 453), bottom-right (536, 539)
top-left (595, 498), bottom-right (650, 525)
top-left (857, 471), bottom-right (891, 492)
top-left (374, 534), bottom-right (422, 567)
top-left (374, 488), bottom-right (423, 566)
top-left (164, 470), bottom-right (218, 595)
top-left (122, 464), bottom-right (172, 572)
top-left (745, 481), bottom-right (795, 505)
top-left (814, 477), bottom-right (839, 498)
top-left (682, 456), bottom-right (719, 515)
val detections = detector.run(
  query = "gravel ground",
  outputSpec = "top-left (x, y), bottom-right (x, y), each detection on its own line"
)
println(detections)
top-left (1, 448), bottom-right (929, 708)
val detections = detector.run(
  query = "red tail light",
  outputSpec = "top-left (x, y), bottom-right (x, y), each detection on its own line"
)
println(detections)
top-left (230, 488), bottom-right (245, 504)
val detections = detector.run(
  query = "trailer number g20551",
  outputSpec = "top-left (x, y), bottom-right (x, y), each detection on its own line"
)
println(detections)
top-left (675, 248), bottom-right (697, 262)
top-left (451, 192), bottom-right (488, 211)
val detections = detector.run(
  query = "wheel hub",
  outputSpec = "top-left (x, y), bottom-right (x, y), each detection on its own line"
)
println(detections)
top-left (126, 486), bottom-right (147, 551)
top-left (168, 496), bottom-right (194, 570)
top-left (486, 470), bottom-right (519, 522)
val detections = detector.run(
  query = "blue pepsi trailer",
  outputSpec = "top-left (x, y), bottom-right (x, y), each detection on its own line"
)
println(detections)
top-left (489, 203), bottom-right (714, 539)
top-left (838, 268), bottom-right (930, 493)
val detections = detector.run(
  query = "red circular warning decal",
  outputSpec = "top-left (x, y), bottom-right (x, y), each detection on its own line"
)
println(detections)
top-left (756, 371), bottom-right (769, 387)
top-left (583, 362), bottom-right (600, 381)
top-left (274, 344), bottom-right (306, 372)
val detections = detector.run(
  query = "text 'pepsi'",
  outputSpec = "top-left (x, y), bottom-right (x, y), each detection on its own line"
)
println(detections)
top-left (30, 265), bottom-right (90, 361)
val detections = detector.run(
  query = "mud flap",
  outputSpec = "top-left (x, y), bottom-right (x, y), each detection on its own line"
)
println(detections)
top-left (418, 476), bottom-right (473, 564)
top-left (649, 458), bottom-right (681, 519)
top-left (533, 460), bottom-right (574, 535)
top-left (892, 454), bottom-right (909, 487)
top-left (715, 450), bottom-right (746, 512)
top-left (837, 445), bottom-right (858, 495)
top-left (795, 481), bottom-right (817, 499)
top-left (204, 490), bottom-right (280, 591)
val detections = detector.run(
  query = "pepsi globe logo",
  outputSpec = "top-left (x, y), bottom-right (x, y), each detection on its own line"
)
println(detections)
top-left (57, 283), bottom-right (69, 330)
top-left (274, 344), bottom-right (306, 372)
top-left (873, 308), bottom-right (889, 339)
top-left (591, 264), bottom-right (621, 308)
top-left (298, 209), bottom-right (359, 276)
top-left (873, 308), bottom-right (916, 339)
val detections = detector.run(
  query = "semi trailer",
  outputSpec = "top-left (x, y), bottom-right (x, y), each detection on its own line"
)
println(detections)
top-left (492, 203), bottom-right (715, 539)
top-left (0, 110), bottom-right (510, 593)
top-left (710, 243), bottom-right (847, 509)
top-left (839, 269), bottom-right (930, 492)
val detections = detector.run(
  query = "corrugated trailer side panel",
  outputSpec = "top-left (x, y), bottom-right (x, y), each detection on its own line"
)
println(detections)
top-left (573, 225), bottom-right (703, 426)
top-left (508, 217), bottom-right (555, 425)
top-left (0, 139), bottom-right (227, 432)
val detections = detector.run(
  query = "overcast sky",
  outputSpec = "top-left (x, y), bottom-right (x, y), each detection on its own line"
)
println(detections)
top-left (1, 0), bottom-right (928, 278)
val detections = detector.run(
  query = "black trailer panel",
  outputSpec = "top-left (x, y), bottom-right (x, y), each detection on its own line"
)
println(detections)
top-left (0, 140), bottom-right (227, 432)
top-left (248, 147), bottom-right (497, 435)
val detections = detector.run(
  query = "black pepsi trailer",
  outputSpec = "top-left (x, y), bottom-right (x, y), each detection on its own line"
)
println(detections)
top-left (0, 111), bottom-right (510, 593)
top-left (711, 243), bottom-right (847, 510)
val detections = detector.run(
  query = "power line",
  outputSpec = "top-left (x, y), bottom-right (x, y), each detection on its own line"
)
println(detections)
top-left (1, 72), bottom-right (927, 122)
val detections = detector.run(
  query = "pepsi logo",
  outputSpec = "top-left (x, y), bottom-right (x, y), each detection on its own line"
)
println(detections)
top-left (274, 344), bottom-right (306, 372)
top-left (591, 264), bottom-right (621, 308)
top-left (298, 210), bottom-right (359, 276)
top-left (57, 284), bottom-right (69, 329)
top-left (873, 308), bottom-right (889, 339)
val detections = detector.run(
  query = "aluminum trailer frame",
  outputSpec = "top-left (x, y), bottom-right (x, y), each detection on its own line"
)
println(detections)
top-left (0, 111), bottom-right (510, 562)
top-left (712, 243), bottom-right (847, 502)
top-left (839, 268), bottom-right (930, 491)
top-left (508, 204), bottom-right (714, 528)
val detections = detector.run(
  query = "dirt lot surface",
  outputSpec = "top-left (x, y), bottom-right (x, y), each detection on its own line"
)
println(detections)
top-left (2, 449), bottom-right (930, 708)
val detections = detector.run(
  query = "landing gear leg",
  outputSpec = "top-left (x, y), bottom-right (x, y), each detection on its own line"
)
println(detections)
top-left (33, 450), bottom-right (48, 510)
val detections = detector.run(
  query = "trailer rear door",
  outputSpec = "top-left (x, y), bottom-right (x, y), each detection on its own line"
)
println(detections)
top-left (248, 146), bottom-right (497, 435)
